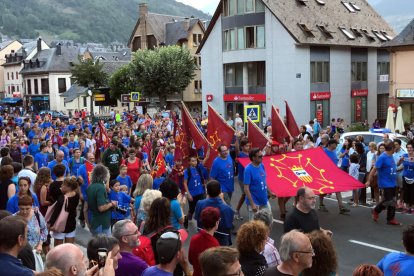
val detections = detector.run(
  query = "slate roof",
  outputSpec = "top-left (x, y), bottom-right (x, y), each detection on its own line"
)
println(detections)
top-left (20, 46), bottom-right (80, 75)
top-left (165, 18), bottom-right (200, 45)
top-left (197, 0), bottom-right (395, 53)
top-left (101, 61), bottom-right (130, 75)
top-left (61, 84), bottom-right (87, 103)
top-left (89, 49), bottom-right (131, 61)
top-left (383, 18), bottom-right (414, 47)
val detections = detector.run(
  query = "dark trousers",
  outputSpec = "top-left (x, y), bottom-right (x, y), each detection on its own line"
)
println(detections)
top-left (188, 194), bottom-right (205, 215)
top-left (374, 187), bottom-right (396, 221)
top-left (79, 199), bottom-right (85, 221)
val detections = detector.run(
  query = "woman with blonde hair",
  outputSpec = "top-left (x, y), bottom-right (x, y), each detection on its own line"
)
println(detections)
top-left (136, 189), bottom-right (162, 229)
top-left (34, 167), bottom-right (53, 216)
top-left (133, 174), bottom-right (153, 210)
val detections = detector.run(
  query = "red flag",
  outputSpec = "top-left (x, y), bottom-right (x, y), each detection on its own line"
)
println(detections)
top-left (181, 102), bottom-right (208, 150)
top-left (174, 122), bottom-right (190, 167)
top-left (271, 105), bottom-right (291, 144)
top-left (85, 160), bottom-right (94, 185)
top-left (153, 150), bottom-right (166, 177)
top-left (247, 117), bottom-right (270, 149)
top-left (285, 101), bottom-right (301, 138)
top-left (238, 148), bottom-right (364, 197)
top-left (97, 121), bottom-right (110, 149)
top-left (204, 104), bottom-right (235, 168)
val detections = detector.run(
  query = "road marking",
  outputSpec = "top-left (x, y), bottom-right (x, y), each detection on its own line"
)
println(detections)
top-left (349, 240), bottom-right (401, 253)
top-left (273, 219), bottom-right (284, 224)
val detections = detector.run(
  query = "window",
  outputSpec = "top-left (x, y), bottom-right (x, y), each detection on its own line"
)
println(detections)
top-left (199, 80), bottom-right (202, 93)
top-left (317, 25), bottom-right (334, 39)
top-left (229, 0), bottom-right (236, 15)
top-left (310, 61), bottom-right (330, 83)
top-left (377, 62), bottom-right (389, 81)
top-left (315, 0), bottom-right (325, 5)
top-left (339, 27), bottom-right (355, 40)
top-left (27, 79), bottom-right (32, 94)
top-left (41, 79), bottom-right (49, 94)
top-left (377, 94), bottom-right (388, 120)
top-left (133, 37), bottom-right (141, 51)
top-left (238, 0), bottom-right (245, 14)
top-left (350, 3), bottom-right (361, 11)
top-left (16, 72), bottom-right (18, 79)
top-left (246, 0), bottom-right (254, 12)
top-left (195, 80), bottom-right (202, 93)
top-left (193, 34), bottom-right (197, 46)
top-left (297, 0), bottom-right (308, 6)
top-left (58, 78), bottom-right (67, 93)
top-left (11, 86), bottom-right (15, 92)
top-left (298, 23), bottom-right (315, 37)
top-left (230, 29), bottom-right (236, 50)
top-left (361, 29), bottom-right (376, 41)
top-left (224, 30), bottom-right (229, 50)
top-left (225, 63), bottom-right (243, 87)
top-left (194, 57), bottom-right (198, 68)
top-left (34, 79), bottom-right (39, 94)
top-left (246, 26), bottom-right (255, 48)
top-left (11, 72), bottom-right (14, 80)
top-left (83, 97), bottom-right (87, 107)
top-left (238, 28), bottom-right (245, 49)
top-left (381, 31), bottom-right (393, 40)
top-left (223, 0), bottom-right (229, 16)
top-left (256, 0), bottom-right (265, 12)
top-left (256, 26), bottom-right (265, 48)
top-left (351, 62), bottom-right (367, 82)
top-left (247, 61), bottom-right (266, 87)
top-left (342, 1), bottom-right (356, 12)
top-left (7, 72), bottom-right (9, 80)
top-left (147, 35), bottom-right (157, 50)
top-left (198, 34), bottom-right (202, 45)
top-left (8, 86), bottom-right (10, 93)
top-left (17, 86), bottom-right (19, 92)
top-left (351, 28), bottom-right (363, 37)
top-left (372, 30), bottom-right (387, 42)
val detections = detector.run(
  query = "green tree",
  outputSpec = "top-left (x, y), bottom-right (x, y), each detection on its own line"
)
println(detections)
top-left (109, 64), bottom-right (136, 100)
top-left (129, 46), bottom-right (196, 105)
top-left (70, 58), bottom-right (108, 88)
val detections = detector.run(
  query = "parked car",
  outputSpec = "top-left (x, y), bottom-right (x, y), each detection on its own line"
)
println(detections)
top-left (339, 129), bottom-right (409, 152)
top-left (38, 110), bottom-right (69, 120)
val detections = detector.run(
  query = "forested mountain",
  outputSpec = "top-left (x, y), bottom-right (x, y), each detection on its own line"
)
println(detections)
top-left (0, 0), bottom-right (210, 43)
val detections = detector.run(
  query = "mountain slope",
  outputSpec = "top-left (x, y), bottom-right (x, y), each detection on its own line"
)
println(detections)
top-left (0, 0), bottom-right (210, 43)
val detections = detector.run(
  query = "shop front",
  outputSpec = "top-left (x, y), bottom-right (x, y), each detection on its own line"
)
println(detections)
top-left (28, 96), bottom-right (50, 112)
top-left (310, 92), bottom-right (330, 127)
top-left (223, 94), bottom-right (266, 126)
top-left (351, 89), bottom-right (368, 123)
top-left (396, 89), bottom-right (414, 124)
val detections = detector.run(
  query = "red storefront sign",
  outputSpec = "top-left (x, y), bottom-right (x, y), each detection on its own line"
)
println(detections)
top-left (223, 94), bottom-right (266, 102)
top-left (310, 92), bottom-right (331, 101)
top-left (206, 94), bottom-right (213, 102)
top-left (355, 98), bottom-right (362, 121)
top-left (316, 103), bottom-right (323, 124)
top-left (351, 89), bottom-right (368, 97)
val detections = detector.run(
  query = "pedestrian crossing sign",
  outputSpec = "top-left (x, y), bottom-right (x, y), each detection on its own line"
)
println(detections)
top-left (130, 92), bottom-right (141, 102)
top-left (244, 105), bottom-right (260, 123)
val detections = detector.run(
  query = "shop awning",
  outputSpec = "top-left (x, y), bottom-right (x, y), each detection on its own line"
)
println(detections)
top-left (30, 97), bottom-right (49, 101)
top-left (1, 97), bottom-right (22, 104)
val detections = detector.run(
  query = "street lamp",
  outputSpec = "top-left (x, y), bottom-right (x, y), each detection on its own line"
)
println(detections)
top-left (88, 82), bottom-right (95, 118)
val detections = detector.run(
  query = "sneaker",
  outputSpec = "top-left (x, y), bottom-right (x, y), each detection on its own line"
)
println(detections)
top-left (387, 219), bottom-right (402, 226)
top-left (318, 205), bottom-right (329, 212)
top-left (371, 209), bottom-right (379, 222)
top-left (351, 203), bottom-right (359, 207)
top-left (183, 216), bottom-right (189, 229)
top-left (339, 207), bottom-right (350, 214)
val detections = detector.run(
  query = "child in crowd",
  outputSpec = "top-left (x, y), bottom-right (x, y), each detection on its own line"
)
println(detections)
top-left (349, 153), bottom-right (361, 207)
top-left (108, 179), bottom-right (134, 226)
top-left (116, 165), bottom-right (133, 195)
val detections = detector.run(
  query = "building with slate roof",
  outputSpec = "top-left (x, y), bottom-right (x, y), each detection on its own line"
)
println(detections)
top-left (197, 0), bottom-right (396, 126)
top-left (128, 3), bottom-right (206, 111)
top-left (0, 40), bottom-right (22, 99)
top-left (384, 18), bottom-right (414, 124)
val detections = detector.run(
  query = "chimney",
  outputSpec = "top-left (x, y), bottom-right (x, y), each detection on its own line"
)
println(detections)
top-left (37, 37), bottom-right (42, 53)
top-left (56, 43), bottom-right (62, 56)
top-left (139, 3), bottom-right (148, 18)
top-left (184, 17), bottom-right (190, 31)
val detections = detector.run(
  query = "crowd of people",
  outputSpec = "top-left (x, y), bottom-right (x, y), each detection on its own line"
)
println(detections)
top-left (0, 109), bottom-right (412, 276)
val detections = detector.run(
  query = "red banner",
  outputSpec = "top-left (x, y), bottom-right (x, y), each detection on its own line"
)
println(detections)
top-left (271, 105), bottom-right (291, 144)
top-left (85, 160), bottom-right (94, 185)
top-left (310, 92), bottom-right (331, 101)
top-left (355, 98), bottom-right (362, 121)
top-left (238, 148), bottom-right (364, 197)
top-left (285, 101), bottom-right (300, 138)
top-left (153, 150), bottom-right (166, 177)
top-left (247, 118), bottom-right (270, 149)
top-left (204, 104), bottom-right (235, 168)
top-left (97, 121), bottom-right (110, 149)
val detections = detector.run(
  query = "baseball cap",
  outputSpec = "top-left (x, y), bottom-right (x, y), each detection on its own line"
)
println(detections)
top-left (156, 229), bottom-right (188, 263)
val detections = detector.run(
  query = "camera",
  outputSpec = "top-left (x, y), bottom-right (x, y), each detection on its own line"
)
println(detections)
top-left (89, 248), bottom-right (108, 269)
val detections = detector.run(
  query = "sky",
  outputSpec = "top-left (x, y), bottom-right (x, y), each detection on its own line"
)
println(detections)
top-left (176, 0), bottom-right (220, 15)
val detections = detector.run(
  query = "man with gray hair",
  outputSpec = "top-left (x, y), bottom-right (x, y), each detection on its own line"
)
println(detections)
top-left (254, 209), bottom-right (281, 268)
top-left (263, 230), bottom-right (313, 276)
top-left (47, 150), bottom-right (69, 180)
top-left (45, 243), bottom-right (89, 276)
top-left (112, 219), bottom-right (148, 275)
top-left (87, 164), bottom-right (116, 236)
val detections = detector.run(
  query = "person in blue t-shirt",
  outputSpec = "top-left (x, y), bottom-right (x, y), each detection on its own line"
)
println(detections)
top-left (183, 156), bottom-right (206, 229)
top-left (402, 140), bottom-right (414, 213)
top-left (366, 139), bottom-right (400, 225)
top-left (69, 149), bottom-right (84, 176)
top-left (244, 148), bottom-right (270, 221)
top-left (47, 150), bottom-right (70, 180)
top-left (153, 176), bottom-right (165, 190)
top-left (210, 144), bottom-right (234, 206)
top-left (108, 179), bottom-right (134, 226)
top-left (28, 136), bottom-right (41, 156)
top-left (235, 138), bottom-right (250, 220)
top-left (59, 137), bottom-right (70, 162)
top-left (116, 165), bottom-right (133, 195)
top-left (159, 179), bottom-right (184, 229)
top-left (35, 143), bottom-right (49, 170)
top-left (67, 133), bottom-right (79, 157)
top-left (377, 225), bottom-right (414, 275)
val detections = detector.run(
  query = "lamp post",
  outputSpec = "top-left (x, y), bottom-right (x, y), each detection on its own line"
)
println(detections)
top-left (88, 82), bottom-right (94, 118)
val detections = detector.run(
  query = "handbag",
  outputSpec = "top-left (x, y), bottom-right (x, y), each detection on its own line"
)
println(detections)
top-left (32, 249), bottom-right (44, 272)
top-left (51, 195), bottom-right (69, 232)
top-left (44, 201), bottom-right (58, 223)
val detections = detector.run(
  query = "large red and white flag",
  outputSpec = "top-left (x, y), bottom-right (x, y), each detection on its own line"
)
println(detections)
top-left (153, 150), bottom-right (167, 177)
top-left (247, 117), bottom-right (270, 149)
top-left (238, 148), bottom-right (364, 197)
top-left (271, 105), bottom-right (292, 144)
top-left (204, 104), bottom-right (235, 168)
top-left (97, 121), bottom-right (110, 149)
top-left (285, 101), bottom-right (301, 138)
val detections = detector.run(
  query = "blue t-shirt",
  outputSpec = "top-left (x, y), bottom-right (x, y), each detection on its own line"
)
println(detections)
top-left (377, 252), bottom-right (414, 276)
top-left (237, 152), bottom-right (249, 182)
top-left (29, 143), bottom-right (40, 156)
top-left (48, 160), bottom-right (70, 180)
top-left (195, 197), bottom-right (234, 233)
top-left (184, 167), bottom-right (204, 196)
top-left (324, 148), bottom-right (339, 165)
top-left (67, 141), bottom-right (79, 156)
top-left (170, 199), bottom-right (183, 229)
top-left (375, 153), bottom-right (397, 189)
top-left (78, 163), bottom-right (95, 200)
top-left (142, 266), bottom-right (172, 276)
top-left (210, 155), bottom-right (234, 193)
top-left (122, 137), bottom-right (130, 147)
top-left (244, 163), bottom-right (268, 206)
top-left (7, 192), bottom-right (40, 213)
top-left (116, 175), bottom-right (133, 194)
top-left (402, 153), bottom-right (414, 179)
top-left (59, 145), bottom-right (70, 162)
top-left (165, 153), bottom-right (174, 167)
top-left (153, 177), bottom-right (165, 190)
top-left (20, 145), bottom-right (29, 157)
top-left (35, 152), bottom-right (49, 169)
top-left (340, 148), bottom-right (350, 168)
top-left (69, 157), bottom-right (84, 176)
top-left (134, 195), bottom-right (143, 212)
top-left (108, 190), bottom-right (132, 220)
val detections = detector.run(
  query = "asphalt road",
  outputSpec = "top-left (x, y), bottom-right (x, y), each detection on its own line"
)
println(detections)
top-left (74, 188), bottom-right (414, 276)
